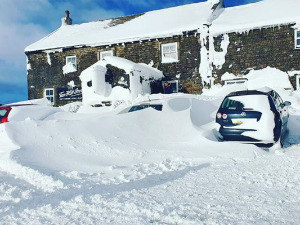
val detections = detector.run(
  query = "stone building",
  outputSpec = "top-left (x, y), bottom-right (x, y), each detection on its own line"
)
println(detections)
top-left (25, 1), bottom-right (218, 105)
top-left (209, 0), bottom-right (300, 90)
top-left (25, 0), bottom-right (300, 105)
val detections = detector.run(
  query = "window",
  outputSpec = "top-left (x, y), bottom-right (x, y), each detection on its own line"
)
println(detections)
top-left (66, 56), bottom-right (77, 69)
top-left (162, 80), bottom-right (178, 93)
top-left (44, 88), bottom-right (54, 104)
top-left (161, 43), bottom-right (178, 63)
top-left (99, 50), bottom-right (113, 60)
top-left (295, 30), bottom-right (300, 49)
top-left (224, 79), bottom-right (247, 85)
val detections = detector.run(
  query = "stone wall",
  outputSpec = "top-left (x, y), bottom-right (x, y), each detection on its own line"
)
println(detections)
top-left (213, 24), bottom-right (300, 88)
top-left (26, 33), bottom-right (202, 105)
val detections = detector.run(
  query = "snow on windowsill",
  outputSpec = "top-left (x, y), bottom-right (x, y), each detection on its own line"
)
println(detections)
top-left (63, 63), bottom-right (77, 74)
top-left (161, 58), bottom-right (179, 64)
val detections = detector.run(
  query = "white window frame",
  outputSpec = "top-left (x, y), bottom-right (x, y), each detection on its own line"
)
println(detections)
top-left (44, 88), bottom-right (54, 105)
top-left (99, 50), bottom-right (113, 60)
top-left (296, 75), bottom-right (300, 90)
top-left (295, 29), bottom-right (300, 49)
top-left (161, 42), bottom-right (179, 63)
top-left (162, 80), bottom-right (179, 93)
top-left (66, 56), bottom-right (77, 70)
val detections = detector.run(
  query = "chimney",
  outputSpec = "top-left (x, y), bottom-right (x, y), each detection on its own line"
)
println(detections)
top-left (61, 10), bottom-right (72, 26)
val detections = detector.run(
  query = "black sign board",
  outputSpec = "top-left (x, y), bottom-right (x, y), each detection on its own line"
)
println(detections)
top-left (57, 86), bottom-right (82, 101)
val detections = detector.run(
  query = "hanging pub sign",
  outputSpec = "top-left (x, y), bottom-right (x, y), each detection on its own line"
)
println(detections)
top-left (57, 86), bottom-right (82, 101)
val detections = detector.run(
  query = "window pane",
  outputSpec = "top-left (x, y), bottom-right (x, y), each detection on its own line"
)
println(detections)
top-left (170, 53), bottom-right (177, 59)
top-left (67, 56), bottom-right (76, 65)
top-left (161, 43), bottom-right (178, 62)
top-left (297, 31), bottom-right (300, 37)
top-left (297, 39), bottom-right (300, 46)
top-left (170, 45), bottom-right (176, 51)
top-left (163, 45), bottom-right (170, 52)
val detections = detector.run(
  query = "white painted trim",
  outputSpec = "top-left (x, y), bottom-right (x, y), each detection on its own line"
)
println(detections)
top-left (294, 29), bottom-right (300, 49)
top-left (66, 55), bottom-right (77, 68)
top-left (296, 75), bottom-right (300, 90)
top-left (44, 88), bottom-right (55, 105)
top-left (161, 42), bottom-right (179, 63)
top-left (162, 80), bottom-right (179, 93)
top-left (99, 50), bottom-right (114, 60)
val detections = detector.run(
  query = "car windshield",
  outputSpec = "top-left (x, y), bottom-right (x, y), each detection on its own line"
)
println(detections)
top-left (220, 95), bottom-right (269, 111)
top-left (128, 104), bottom-right (162, 112)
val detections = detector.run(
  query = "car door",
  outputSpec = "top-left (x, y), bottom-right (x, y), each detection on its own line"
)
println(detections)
top-left (271, 91), bottom-right (288, 136)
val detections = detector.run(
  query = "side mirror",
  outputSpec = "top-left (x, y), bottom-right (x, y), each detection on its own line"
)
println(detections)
top-left (283, 101), bottom-right (291, 107)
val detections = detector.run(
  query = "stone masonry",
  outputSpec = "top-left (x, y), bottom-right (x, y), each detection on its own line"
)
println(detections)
top-left (26, 33), bottom-right (202, 105)
top-left (213, 24), bottom-right (300, 88)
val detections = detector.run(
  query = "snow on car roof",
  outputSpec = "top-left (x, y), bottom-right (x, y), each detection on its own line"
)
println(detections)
top-left (226, 88), bottom-right (273, 97)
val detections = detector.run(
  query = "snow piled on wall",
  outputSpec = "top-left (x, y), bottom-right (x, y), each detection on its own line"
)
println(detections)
top-left (203, 67), bottom-right (293, 97)
top-left (213, 34), bottom-right (229, 69)
top-left (63, 63), bottom-right (77, 74)
top-left (199, 30), bottom-right (230, 87)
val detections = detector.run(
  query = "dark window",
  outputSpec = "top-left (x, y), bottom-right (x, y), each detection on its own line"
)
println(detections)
top-left (221, 98), bottom-right (244, 111)
top-left (128, 104), bottom-right (163, 112)
top-left (295, 30), bottom-right (300, 48)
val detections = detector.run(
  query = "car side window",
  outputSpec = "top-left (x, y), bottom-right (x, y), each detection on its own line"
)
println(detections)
top-left (270, 91), bottom-right (279, 108)
top-left (273, 92), bottom-right (283, 108)
top-left (276, 93), bottom-right (284, 106)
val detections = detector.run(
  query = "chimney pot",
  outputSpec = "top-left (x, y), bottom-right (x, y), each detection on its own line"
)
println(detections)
top-left (61, 10), bottom-right (72, 26)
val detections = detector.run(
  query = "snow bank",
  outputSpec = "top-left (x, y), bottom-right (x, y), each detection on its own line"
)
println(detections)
top-left (204, 67), bottom-right (293, 97)
top-left (3, 92), bottom-right (300, 223)
top-left (2, 95), bottom-right (264, 175)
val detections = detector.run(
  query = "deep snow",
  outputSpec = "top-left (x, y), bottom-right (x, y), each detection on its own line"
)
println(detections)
top-left (2, 68), bottom-right (300, 223)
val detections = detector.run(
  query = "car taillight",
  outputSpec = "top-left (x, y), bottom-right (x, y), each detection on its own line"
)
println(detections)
top-left (216, 112), bottom-right (228, 120)
top-left (0, 117), bottom-right (8, 123)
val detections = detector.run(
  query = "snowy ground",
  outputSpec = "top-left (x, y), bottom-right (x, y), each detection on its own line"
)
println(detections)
top-left (1, 89), bottom-right (300, 224)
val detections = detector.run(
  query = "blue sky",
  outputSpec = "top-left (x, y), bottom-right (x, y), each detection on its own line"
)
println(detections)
top-left (0, 0), bottom-right (261, 104)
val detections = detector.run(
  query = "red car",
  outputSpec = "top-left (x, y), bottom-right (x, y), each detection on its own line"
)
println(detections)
top-left (0, 103), bottom-right (62, 124)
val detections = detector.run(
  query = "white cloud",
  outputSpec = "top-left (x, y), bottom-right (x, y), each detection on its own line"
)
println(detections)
top-left (0, 0), bottom-right (125, 86)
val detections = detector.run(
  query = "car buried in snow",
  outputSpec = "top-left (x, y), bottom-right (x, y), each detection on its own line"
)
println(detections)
top-left (118, 100), bottom-right (163, 114)
top-left (215, 87), bottom-right (291, 148)
top-left (0, 103), bottom-right (62, 124)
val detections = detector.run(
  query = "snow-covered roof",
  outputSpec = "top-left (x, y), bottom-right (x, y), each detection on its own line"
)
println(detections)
top-left (25, 0), bottom-right (300, 53)
top-left (211, 0), bottom-right (300, 35)
top-left (25, 1), bottom-right (217, 52)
